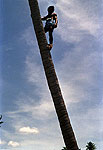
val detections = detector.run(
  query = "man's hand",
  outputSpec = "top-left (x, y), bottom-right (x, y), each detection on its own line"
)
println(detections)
top-left (54, 23), bottom-right (57, 28)
top-left (41, 16), bottom-right (47, 21)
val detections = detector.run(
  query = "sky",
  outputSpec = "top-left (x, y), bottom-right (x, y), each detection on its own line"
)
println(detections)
top-left (0, 0), bottom-right (103, 149)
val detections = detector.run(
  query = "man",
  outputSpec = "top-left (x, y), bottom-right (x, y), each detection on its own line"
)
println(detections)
top-left (42, 6), bottom-right (58, 50)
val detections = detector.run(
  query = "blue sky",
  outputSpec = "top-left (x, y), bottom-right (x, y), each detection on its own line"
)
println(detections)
top-left (0, 0), bottom-right (103, 149)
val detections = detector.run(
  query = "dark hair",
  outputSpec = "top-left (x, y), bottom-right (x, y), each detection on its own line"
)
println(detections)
top-left (47, 6), bottom-right (54, 14)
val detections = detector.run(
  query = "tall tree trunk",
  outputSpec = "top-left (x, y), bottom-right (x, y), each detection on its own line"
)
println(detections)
top-left (28, 0), bottom-right (79, 149)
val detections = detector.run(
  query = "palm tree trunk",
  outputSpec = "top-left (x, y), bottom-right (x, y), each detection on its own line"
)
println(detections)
top-left (28, 0), bottom-right (79, 149)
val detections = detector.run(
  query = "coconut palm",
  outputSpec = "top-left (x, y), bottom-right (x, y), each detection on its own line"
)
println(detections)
top-left (86, 142), bottom-right (96, 150)
top-left (62, 147), bottom-right (67, 150)
top-left (61, 147), bottom-right (81, 150)
top-left (0, 115), bottom-right (3, 127)
top-left (28, 0), bottom-right (79, 149)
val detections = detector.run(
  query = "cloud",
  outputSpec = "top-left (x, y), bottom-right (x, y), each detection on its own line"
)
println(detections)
top-left (21, 53), bottom-right (54, 118)
top-left (18, 99), bottom-right (54, 118)
top-left (19, 126), bottom-right (39, 134)
top-left (8, 141), bottom-right (19, 147)
top-left (21, 26), bottom-right (37, 48)
top-left (0, 140), bottom-right (6, 145)
top-left (55, 0), bottom-right (101, 42)
top-left (71, 104), bottom-right (103, 149)
top-left (54, 21), bottom-right (102, 106)
top-left (25, 55), bottom-right (45, 86)
top-left (7, 97), bottom-right (54, 122)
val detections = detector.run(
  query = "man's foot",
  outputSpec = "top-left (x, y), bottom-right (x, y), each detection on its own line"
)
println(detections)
top-left (47, 44), bottom-right (53, 50)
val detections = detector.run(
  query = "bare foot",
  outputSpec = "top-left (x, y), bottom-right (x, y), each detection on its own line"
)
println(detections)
top-left (47, 44), bottom-right (53, 50)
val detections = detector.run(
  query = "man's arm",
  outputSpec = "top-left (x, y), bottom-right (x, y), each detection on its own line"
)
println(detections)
top-left (53, 14), bottom-right (58, 28)
top-left (55, 15), bottom-right (58, 27)
top-left (41, 15), bottom-right (48, 21)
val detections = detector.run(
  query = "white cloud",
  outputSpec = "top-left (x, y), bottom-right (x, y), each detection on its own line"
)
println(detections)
top-left (25, 56), bottom-right (45, 86)
top-left (72, 104), bottom-right (103, 149)
top-left (0, 140), bottom-right (6, 145)
top-left (22, 54), bottom-right (54, 118)
top-left (55, 35), bottom-right (102, 104)
top-left (19, 126), bottom-right (39, 134)
top-left (7, 98), bottom-right (54, 121)
top-left (55, 0), bottom-right (101, 42)
top-left (8, 141), bottom-right (19, 147)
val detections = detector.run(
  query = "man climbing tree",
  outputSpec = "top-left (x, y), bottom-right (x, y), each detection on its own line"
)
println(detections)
top-left (28, 0), bottom-right (79, 149)
top-left (41, 6), bottom-right (58, 50)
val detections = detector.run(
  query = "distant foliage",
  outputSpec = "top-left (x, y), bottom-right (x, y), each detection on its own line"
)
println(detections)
top-left (61, 146), bottom-right (81, 150)
top-left (61, 147), bottom-right (67, 150)
top-left (86, 142), bottom-right (96, 150)
top-left (0, 115), bottom-right (3, 127)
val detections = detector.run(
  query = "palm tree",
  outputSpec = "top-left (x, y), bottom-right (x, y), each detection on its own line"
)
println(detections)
top-left (28, 0), bottom-right (79, 149)
top-left (62, 147), bottom-right (67, 150)
top-left (86, 142), bottom-right (96, 150)
top-left (0, 115), bottom-right (3, 127)
top-left (61, 147), bottom-right (81, 150)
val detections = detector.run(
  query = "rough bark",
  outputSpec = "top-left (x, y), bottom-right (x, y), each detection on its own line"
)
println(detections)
top-left (28, 0), bottom-right (79, 149)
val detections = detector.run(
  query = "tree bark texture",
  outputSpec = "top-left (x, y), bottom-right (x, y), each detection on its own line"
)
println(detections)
top-left (28, 0), bottom-right (79, 149)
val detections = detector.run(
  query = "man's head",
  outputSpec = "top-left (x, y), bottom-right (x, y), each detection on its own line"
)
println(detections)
top-left (47, 6), bottom-right (54, 14)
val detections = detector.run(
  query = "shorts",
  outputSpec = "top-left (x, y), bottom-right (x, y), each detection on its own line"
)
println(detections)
top-left (45, 20), bottom-right (55, 30)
